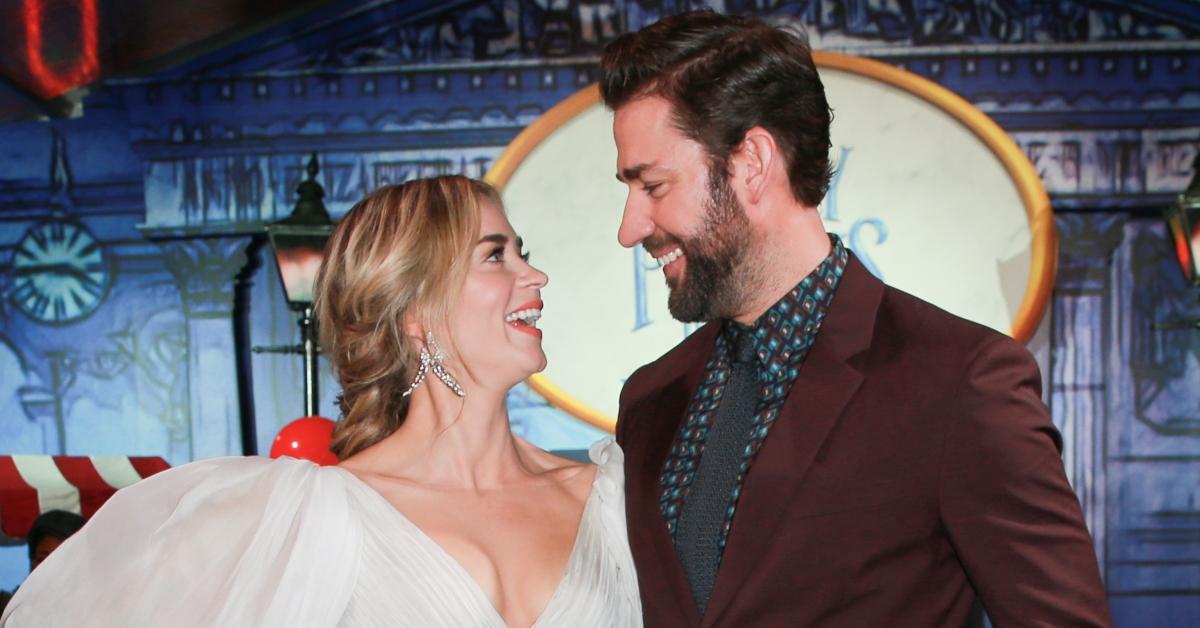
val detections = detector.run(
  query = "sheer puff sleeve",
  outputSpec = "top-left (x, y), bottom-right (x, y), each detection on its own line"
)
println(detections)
top-left (1, 456), bottom-right (362, 628)
top-left (587, 437), bottom-right (643, 628)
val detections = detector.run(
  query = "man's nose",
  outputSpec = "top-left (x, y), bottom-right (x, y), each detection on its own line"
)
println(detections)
top-left (617, 194), bottom-right (653, 249)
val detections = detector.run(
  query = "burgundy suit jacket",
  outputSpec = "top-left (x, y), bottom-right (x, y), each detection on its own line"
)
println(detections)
top-left (616, 254), bottom-right (1111, 627)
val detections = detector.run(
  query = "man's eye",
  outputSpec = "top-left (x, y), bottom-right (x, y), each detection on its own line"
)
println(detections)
top-left (643, 183), bottom-right (661, 194)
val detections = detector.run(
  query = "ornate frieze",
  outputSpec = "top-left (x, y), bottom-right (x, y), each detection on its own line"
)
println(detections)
top-left (1015, 128), bottom-right (1199, 208)
top-left (138, 147), bottom-right (504, 233)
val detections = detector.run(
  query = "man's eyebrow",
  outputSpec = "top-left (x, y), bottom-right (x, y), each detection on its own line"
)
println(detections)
top-left (617, 163), bottom-right (651, 183)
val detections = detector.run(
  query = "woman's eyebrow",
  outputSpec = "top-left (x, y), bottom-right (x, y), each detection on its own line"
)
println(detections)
top-left (477, 233), bottom-right (507, 245)
top-left (476, 234), bottom-right (524, 248)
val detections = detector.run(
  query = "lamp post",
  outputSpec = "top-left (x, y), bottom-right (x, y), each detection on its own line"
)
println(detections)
top-left (1155, 155), bottom-right (1200, 330)
top-left (261, 153), bottom-right (334, 416)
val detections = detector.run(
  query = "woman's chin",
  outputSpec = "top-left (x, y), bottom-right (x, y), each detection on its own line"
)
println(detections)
top-left (490, 356), bottom-right (546, 392)
top-left (515, 355), bottom-right (548, 380)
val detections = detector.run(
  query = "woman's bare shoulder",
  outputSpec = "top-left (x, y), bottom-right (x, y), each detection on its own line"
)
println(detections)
top-left (513, 436), bottom-right (597, 498)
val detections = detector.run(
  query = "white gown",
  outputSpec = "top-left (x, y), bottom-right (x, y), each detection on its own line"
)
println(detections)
top-left (1, 438), bottom-right (642, 627)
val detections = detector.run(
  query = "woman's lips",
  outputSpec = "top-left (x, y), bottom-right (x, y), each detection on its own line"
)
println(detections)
top-left (506, 299), bottom-right (543, 338)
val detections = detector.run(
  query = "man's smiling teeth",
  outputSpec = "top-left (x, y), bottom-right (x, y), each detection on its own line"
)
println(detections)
top-left (505, 309), bottom-right (542, 325)
top-left (655, 248), bottom-right (683, 268)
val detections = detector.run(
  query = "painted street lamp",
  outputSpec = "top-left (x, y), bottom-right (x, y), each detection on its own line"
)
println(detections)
top-left (262, 153), bottom-right (333, 416)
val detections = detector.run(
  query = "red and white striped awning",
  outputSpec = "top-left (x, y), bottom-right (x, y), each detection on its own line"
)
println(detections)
top-left (0, 455), bottom-right (170, 540)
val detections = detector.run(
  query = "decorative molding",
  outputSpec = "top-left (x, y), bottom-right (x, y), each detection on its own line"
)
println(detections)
top-left (200, 0), bottom-right (1198, 75)
top-left (116, 49), bottom-right (1198, 133)
top-left (119, 65), bottom-right (590, 146)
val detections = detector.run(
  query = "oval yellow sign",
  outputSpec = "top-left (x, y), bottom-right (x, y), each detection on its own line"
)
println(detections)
top-left (488, 52), bottom-right (1055, 433)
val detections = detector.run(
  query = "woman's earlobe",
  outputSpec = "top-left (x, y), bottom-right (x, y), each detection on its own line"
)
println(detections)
top-left (401, 312), bottom-right (424, 343)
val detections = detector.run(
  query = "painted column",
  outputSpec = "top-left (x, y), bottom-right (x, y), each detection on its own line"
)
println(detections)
top-left (1051, 213), bottom-right (1127, 576)
top-left (161, 237), bottom-right (252, 460)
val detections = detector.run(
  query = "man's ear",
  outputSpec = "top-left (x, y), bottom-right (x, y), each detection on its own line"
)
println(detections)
top-left (731, 126), bottom-right (777, 206)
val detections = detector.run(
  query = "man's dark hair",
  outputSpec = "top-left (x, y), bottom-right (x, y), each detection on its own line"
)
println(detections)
top-left (27, 509), bottom-right (85, 561)
top-left (600, 10), bottom-right (833, 207)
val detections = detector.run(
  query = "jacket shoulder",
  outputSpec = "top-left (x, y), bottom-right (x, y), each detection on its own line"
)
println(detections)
top-left (875, 283), bottom-right (1018, 358)
top-left (619, 322), bottom-right (718, 410)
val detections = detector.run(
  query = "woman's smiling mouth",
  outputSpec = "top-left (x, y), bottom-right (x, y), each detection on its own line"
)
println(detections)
top-left (505, 300), bottom-right (543, 338)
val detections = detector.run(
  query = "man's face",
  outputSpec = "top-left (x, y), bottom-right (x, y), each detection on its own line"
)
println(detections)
top-left (30, 535), bottom-right (64, 571)
top-left (613, 96), bottom-right (755, 322)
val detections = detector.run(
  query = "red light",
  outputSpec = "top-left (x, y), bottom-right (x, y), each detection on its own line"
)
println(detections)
top-left (23, 0), bottom-right (99, 99)
top-left (1175, 230), bottom-right (1193, 281)
top-left (1188, 220), bottom-right (1200, 282)
top-left (1169, 213), bottom-right (1197, 283)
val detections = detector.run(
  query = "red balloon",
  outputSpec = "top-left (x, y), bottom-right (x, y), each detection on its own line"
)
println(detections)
top-left (270, 416), bottom-right (338, 466)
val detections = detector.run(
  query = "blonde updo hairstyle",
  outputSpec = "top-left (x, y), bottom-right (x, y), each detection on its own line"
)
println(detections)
top-left (313, 175), bottom-right (500, 459)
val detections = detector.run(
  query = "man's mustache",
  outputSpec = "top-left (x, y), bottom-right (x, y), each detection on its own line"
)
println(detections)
top-left (643, 234), bottom-right (685, 254)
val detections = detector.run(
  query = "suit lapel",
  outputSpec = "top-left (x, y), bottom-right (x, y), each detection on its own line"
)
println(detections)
top-left (624, 325), bottom-right (718, 625)
top-left (703, 254), bottom-right (884, 626)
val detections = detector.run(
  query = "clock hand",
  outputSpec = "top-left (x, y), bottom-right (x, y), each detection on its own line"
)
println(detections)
top-left (13, 263), bottom-right (103, 286)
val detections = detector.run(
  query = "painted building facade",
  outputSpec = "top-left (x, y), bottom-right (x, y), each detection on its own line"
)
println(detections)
top-left (0, 1), bottom-right (1197, 622)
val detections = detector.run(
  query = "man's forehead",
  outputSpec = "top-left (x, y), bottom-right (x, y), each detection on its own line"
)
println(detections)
top-left (613, 96), bottom-right (705, 183)
top-left (614, 100), bottom-right (676, 140)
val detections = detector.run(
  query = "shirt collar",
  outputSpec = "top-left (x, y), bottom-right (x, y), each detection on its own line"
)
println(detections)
top-left (721, 234), bottom-right (849, 378)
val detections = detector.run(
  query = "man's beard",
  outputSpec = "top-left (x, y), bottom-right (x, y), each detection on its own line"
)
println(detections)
top-left (660, 169), bottom-right (756, 323)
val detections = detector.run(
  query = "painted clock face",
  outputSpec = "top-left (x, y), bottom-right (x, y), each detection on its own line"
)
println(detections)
top-left (11, 220), bottom-right (111, 324)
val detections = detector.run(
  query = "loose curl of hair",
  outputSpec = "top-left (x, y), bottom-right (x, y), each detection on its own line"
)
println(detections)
top-left (600, 10), bottom-right (833, 207)
top-left (313, 176), bottom-right (500, 460)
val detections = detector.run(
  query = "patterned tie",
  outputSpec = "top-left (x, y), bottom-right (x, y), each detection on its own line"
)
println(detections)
top-left (674, 328), bottom-right (760, 615)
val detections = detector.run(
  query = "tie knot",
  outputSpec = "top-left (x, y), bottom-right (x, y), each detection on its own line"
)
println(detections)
top-left (732, 329), bottom-right (758, 366)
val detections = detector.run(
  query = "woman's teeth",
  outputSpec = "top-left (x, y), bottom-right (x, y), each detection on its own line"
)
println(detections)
top-left (655, 248), bottom-right (683, 268)
top-left (505, 309), bottom-right (542, 327)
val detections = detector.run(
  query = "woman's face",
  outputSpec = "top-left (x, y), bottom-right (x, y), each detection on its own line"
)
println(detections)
top-left (447, 200), bottom-right (549, 391)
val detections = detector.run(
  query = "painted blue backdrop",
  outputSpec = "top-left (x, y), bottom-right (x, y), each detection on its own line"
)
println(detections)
top-left (1, 1), bottom-right (1197, 624)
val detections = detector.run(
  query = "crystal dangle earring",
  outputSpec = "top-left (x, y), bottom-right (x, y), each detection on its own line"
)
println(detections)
top-left (401, 342), bottom-right (432, 398)
top-left (426, 332), bottom-right (466, 397)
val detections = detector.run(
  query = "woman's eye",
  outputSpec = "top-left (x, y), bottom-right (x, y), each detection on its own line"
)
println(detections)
top-left (486, 246), bottom-right (504, 262)
top-left (520, 250), bottom-right (530, 262)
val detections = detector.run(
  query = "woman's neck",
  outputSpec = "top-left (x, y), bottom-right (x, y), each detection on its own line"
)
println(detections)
top-left (355, 383), bottom-right (538, 491)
